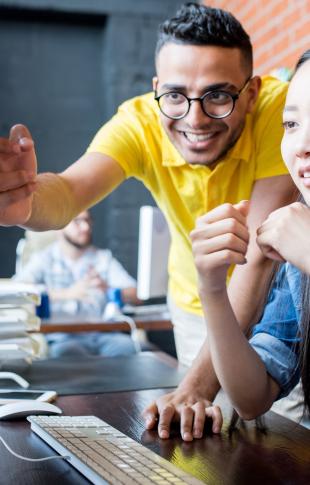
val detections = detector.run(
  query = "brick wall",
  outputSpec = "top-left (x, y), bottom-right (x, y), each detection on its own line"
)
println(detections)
top-left (205, 0), bottom-right (310, 75)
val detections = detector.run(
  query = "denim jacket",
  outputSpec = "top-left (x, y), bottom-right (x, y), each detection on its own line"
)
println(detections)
top-left (249, 263), bottom-right (301, 399)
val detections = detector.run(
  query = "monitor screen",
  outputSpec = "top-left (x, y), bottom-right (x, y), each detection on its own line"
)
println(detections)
top-left (137, 206), bottom-right (170, 300)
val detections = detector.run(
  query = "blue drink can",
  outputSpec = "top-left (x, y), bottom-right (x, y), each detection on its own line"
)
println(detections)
top-left (106, 288), bottom-right (123, 308)
top-left (36, 291), bottom-right (50, 319)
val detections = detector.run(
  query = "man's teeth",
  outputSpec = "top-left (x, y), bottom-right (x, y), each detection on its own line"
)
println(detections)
top-left (183, 132), bottom-right (215, 142)
top-left (303, 172), bottom-right (310, 178)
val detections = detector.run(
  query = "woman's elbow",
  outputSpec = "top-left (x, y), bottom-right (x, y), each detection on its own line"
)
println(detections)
top-left (233, 386), bottom-right (278, 420)
top-left (235, 407), bottom-right (269, 421)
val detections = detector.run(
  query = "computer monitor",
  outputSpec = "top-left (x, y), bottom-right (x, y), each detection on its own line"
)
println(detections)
top-left (137, 206), bottom-right (170, 300)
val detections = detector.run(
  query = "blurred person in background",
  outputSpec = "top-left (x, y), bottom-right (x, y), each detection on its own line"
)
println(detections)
top-left (15, 210), bottom-right (138, 358)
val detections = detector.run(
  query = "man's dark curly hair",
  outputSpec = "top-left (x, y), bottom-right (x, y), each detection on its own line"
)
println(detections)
top-left (156, 2), bottom-right (253, 75)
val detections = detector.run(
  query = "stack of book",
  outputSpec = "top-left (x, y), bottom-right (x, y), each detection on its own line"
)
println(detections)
top-left (0, 282), bottom-right (42, 362)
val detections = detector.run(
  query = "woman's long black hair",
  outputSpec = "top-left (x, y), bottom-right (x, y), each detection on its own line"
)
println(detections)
top-left (300, 272), bottom-right (310, 413)
top-left (290, 49), bottom-right (310, 414)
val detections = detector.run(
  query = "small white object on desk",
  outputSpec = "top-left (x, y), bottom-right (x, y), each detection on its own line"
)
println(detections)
top-left (0, 400), bottom-right (62, 420)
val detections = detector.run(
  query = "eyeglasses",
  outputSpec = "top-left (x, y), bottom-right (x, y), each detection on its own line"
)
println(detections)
top-left (73, 217), bottom-right (93, 227)
top-left (154, 77), bottom-right (252, 120)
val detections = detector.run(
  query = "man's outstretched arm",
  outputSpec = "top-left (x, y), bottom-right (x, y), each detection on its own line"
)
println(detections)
top-left (0, 124), bottom-right (125, 230)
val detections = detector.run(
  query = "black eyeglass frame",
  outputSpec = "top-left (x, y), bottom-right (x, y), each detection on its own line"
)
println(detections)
top-left (73, 216), bottom-right (93, 226)
top-left (154, 76), bottom-right (252, 120)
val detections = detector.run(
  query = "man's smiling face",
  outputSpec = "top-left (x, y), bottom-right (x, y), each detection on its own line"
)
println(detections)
top-left (154, 43), bottom-right (258, 166)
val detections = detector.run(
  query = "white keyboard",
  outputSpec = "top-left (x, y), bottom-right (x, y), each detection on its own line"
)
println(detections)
top-left (28, 415), bottom-right (204, 485)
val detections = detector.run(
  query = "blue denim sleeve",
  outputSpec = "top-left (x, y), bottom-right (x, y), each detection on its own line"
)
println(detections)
top-left (249, 264), bottom-right (300, 399)
top-left (250, 334), bottom-right (299, 399)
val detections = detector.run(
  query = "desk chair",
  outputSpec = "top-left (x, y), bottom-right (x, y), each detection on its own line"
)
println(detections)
top-left (15, 229), bottom-right (59, 274)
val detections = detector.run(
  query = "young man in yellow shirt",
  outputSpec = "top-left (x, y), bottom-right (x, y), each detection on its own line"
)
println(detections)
top-left (0, 3), bottom-right (294, 439)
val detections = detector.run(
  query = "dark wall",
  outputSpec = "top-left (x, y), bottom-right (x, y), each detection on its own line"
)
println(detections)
top-left (0, 0), bottom-right (182, 278)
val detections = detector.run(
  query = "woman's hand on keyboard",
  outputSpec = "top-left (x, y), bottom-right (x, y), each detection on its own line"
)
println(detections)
top-left (142, 388), bottom-right (223, 441)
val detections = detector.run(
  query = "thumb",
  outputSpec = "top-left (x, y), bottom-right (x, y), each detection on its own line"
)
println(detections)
top-left (234, 200), bottom-right (250, 218)
top-left (9, 124), bottom-right (34, 144)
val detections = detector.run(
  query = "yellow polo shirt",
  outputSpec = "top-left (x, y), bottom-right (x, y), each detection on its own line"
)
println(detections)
top-left (87, 76), bottom-right (288, 316)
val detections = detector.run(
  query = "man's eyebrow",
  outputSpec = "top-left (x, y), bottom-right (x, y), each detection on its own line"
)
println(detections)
top-left (159, 82), bottom-right (235, 92)
top-left (283, 106), bottom-right (298, 112)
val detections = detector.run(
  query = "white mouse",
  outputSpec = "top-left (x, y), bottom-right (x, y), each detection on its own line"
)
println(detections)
top-left (0, 400), bottom-right (62, 420)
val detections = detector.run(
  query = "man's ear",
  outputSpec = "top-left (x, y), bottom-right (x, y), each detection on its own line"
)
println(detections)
top-left (246, 76), bottom-right (261, 113)
top-left (152, 76), bottom-right (158, 92)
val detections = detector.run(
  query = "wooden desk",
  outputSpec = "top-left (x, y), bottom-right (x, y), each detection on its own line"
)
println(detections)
top-left (1, 353), bottom-right (309, 484)
top-left (0, 389), bottom-right (309, 484)
top-left (39, 314), bottom-right (173, 333)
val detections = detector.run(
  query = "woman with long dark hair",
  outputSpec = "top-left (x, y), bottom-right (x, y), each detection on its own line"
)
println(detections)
top-left (191, 49), bottom-right (310, 423)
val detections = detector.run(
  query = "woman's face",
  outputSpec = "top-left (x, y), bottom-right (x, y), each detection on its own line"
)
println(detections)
top-left (281, 59), bottom-right (310, 205)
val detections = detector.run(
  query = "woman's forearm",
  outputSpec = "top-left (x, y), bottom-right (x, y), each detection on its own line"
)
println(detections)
top-left (201, 289), bottom-right (279, 419)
